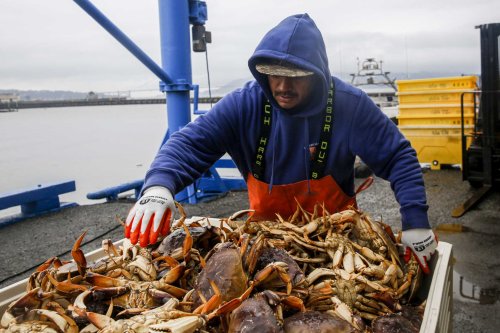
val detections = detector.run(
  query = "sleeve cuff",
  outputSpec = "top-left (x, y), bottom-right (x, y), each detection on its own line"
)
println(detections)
top-left (400, 204), bottom-right (430, 230)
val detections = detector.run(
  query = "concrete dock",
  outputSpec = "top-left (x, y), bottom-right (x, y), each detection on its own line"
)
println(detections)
top-left (0, 168), bottom-right (498, 332)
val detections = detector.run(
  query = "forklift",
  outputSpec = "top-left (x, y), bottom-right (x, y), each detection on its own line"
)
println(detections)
top-left (452, 23), bottom-right (500, 217)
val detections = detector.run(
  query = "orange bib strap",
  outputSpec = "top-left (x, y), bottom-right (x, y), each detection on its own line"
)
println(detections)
top-left (247, 172), bottom-right (356, 221)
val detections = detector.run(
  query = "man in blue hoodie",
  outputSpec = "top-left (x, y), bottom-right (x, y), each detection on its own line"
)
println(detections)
top-left (125, 14), bottom-right (437, 273)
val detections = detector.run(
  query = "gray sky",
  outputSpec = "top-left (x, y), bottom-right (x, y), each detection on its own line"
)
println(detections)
top-left (0, 0), bottom-right (498, 93)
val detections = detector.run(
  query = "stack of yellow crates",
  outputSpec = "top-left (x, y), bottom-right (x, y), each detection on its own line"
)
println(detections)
top-left (396, 76), bottom-right (478, 169)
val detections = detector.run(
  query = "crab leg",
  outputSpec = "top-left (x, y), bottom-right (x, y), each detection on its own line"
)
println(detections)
top-left (86, 311), bottom-right (115, 330)
top-left (206, 284), bottom-right (254, 320)
top-left (176, 208), bottom-right (193, 263)
top-left (253, 262), bottom-right (292, 295)
top-left (193, 279), bottom-right (222, 315)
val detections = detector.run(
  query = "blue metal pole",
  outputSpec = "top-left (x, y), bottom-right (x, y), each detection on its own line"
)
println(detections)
top-left (73, 0), bottom-right (172, 84)
top-left (158, 0), bottom-right (194, 202)
top-left (158, 0), bottom-right (192, 143)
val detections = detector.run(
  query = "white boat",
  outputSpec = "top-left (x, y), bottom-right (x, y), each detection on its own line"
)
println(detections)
top-left (350, 58), bottom-right (398, 119)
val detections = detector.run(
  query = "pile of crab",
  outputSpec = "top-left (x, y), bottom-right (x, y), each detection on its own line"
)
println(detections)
top-left (1, 204), bottom-right (427, 333)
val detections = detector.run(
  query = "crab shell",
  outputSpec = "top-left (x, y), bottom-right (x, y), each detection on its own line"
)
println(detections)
top-left (228, 294), bottom-right (282, 333)
top-left (284, 311), bottom-right (359, 333)
top-left (371, 313), bottom-right (419, 333)
top-left (254, 247), bottom-right (305, 289)
top-left (192, 242), bottom-right (248, 309)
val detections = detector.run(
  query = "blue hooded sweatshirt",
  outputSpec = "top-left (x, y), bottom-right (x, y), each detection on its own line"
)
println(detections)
top-left (144, 14), bottom-right (430, 231)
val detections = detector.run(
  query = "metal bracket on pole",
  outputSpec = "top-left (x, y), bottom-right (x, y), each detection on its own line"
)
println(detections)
top-left (159, 81), bottom-right (192, 93)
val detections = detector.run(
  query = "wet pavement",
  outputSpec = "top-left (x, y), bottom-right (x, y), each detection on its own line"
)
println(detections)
top-left (0, 168), bottom-right (499, 332)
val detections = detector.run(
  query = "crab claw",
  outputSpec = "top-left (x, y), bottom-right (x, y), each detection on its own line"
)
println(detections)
top-left (86, 311), bottom-right (116, 330)
top-left (47, 273), bottom-right (88, 295)
top-left (71, 231), bottom-right (88, 277)
top-left (329, 296), bottom-right (364, 331)
top-left (36, 257), bottom-right (63, 272)
top-left (71, 290), bottom-right (91, 320)
top-left (85, 272), bottom-right (125, 287)
top-left (1, 287), bottom-right (47, 327)
top-left (165, 265), bottom-right (187, 285)
top-left (34, 309), bottom-right (79, 333)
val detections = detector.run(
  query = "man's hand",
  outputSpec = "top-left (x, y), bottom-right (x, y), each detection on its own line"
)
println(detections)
top-left (125, 186), bottom-right (176, 247)
top-left (401, 228), bottom-right (438, 274)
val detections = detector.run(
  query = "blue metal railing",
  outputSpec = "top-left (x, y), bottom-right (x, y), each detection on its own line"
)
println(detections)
top-left (0, 181), bottom-right (78, 227)
top-left (86, 180), bottom-right (143, 201)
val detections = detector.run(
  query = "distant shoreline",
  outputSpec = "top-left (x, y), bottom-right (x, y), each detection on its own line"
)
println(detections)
top-left (0, 97), bottom-right (222, 110)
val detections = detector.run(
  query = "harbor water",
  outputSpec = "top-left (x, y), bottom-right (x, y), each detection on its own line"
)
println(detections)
top-left (0, 104), bottom-right (180, 217)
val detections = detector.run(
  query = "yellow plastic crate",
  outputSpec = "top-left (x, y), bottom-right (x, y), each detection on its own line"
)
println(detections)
top-left (399, 125), bottom-right (473, 137)
top-left (398, 90), bottom-right (476, 105)
top-left (398, 104), bottom-right (476, 117)
top-left (398, 114), bottom-right (475, 126)
top-left (399, 125), bottom-right (473, 169)
top-left (396, 76), bottom-right (478, 92)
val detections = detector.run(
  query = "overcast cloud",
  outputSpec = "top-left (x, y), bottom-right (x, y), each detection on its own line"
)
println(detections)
top-left (0, 0), bottom-right (498, 93)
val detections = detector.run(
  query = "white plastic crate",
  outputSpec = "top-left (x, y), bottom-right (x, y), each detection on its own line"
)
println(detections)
top-left (419, 241), bottom-right (453, 333)
top-left (0, 235), bottom-right (453, 333)
top-left (0, 239), bottom-right (125, 315)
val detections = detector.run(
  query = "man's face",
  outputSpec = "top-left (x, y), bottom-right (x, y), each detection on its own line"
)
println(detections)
top-left (268, 75), bottom-right (314, 110)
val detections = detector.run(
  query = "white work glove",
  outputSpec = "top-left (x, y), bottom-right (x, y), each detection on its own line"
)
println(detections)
top-left (125, 186), bottom-right (176, 247)
top-left (401, 228), bottom-right (438, 274)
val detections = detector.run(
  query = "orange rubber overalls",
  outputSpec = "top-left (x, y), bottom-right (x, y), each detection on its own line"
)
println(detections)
top-left (246, 83), bottom-right (370, 220)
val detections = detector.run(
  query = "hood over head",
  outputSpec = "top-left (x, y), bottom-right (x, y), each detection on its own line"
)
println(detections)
top-left (248, 13), bottom-right (331, 117)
